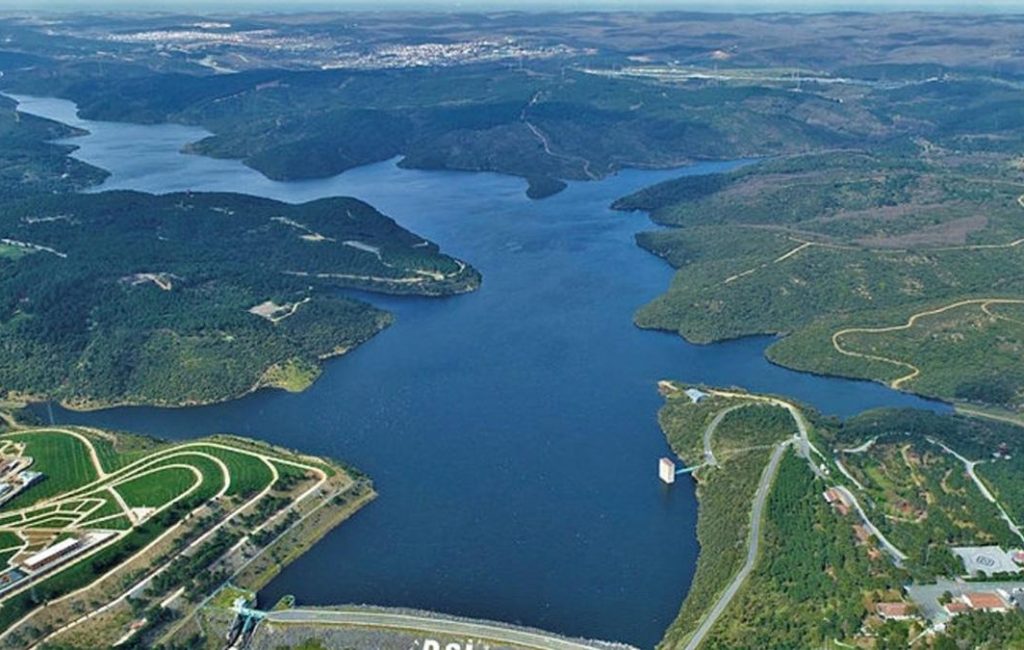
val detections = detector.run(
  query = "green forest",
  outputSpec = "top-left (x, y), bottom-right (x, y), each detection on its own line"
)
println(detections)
top-left (1, 63), bottom-right (875, 197)
top-left (659, 394), bottom-right (1024, 649)
top-left (0, 191), bottom-right (479, 407)
top-left (619, 143), bottom-right (1024, 410)
top-left (0, 95), bottom-right (107, 200)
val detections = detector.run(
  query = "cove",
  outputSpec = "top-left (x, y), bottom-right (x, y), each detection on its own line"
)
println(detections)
top-left (11, 94), bottom-right (948, 649)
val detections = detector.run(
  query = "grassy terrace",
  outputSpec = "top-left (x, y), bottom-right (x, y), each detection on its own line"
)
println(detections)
top-left (0, 424), bottom-right (373, 649)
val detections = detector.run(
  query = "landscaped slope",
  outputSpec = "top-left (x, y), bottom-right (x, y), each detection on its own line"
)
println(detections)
top-left (0, 425), bottom-right (373, 649)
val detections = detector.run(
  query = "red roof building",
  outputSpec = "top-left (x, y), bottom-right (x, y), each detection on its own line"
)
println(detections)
top-left (876, 602), bottom-right (915, 620)
top-left (945, 602), bottom-right (969, 616)
top-left (964, 591), bottom-right (1010, 612)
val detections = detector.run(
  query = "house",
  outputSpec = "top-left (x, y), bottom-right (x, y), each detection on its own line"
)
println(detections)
top-left (945, 602), bottom-right (969, 617)
top-left (823, 488), bottom-right (851, 516)
top-left (876, 602), bottom-right (916, 621)
top-left (684, 388), bottom-right (708, 404)
top-left (21, 537), bottom-right (80, 571)
top-left (964, 591), bottom-right (1011, 613)
top-left (17, 471), bottom-right (43, 489)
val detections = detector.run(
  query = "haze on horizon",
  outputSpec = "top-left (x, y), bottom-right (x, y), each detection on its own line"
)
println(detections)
top-left (0, 0), bottom-right (1022, 12)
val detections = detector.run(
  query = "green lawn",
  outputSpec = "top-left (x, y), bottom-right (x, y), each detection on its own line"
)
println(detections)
top-left (139, 453), bottom-right (228, 505)
top-left (0, 531), bottom-right (22, 549)
top-left (87, 514), bottom-right (131, 531)
top-left (78, 497), bottom-right (125, 527)
top-left (114, 466), bottom-right (200, 509)
top-left (1, 431), bottom-right (98, 509)
top-left (90, 434), bottom-right (164, 474)
top-left (197, 447), bottom-right (275, 498)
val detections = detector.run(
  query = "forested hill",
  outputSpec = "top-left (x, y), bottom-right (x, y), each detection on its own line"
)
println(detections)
top-left (1, 63), bottom-right (868, 197)
top-left (0, 93), bottom-right (107, 199)
top-left (618, 143), bottom-right (1024, 411)
top-left (0, 190), bottom-right (479, 409)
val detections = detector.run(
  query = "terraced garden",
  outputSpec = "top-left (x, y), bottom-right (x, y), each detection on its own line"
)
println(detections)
top-left (0, 425), bottom-right (372, 649)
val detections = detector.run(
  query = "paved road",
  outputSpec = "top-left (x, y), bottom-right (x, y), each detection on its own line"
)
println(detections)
top-left (682, 442), bottom-right (789, 650)
top-left (266, 608), bottom-right (631, 650)
top-left (832, 485), bottom-right (908, 563)
top-left (702, 405), bottom-right (747, 467)
top-left (931, 438), bottom-right (1024, 544)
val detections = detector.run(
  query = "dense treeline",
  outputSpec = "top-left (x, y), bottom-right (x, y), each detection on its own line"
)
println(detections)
top-left (935, 611), bottom-right (1024, 649)
top-left (1, 62), bottom-right (877, 196)
top-left (0, 191), bottom-right (479, 407)
top-left (701, 453), bottom-right (908, 649)
top-left (0, 95), bottom-right (107, 200)
top-left (610, 75), bottom-right (1024, 411)
top-left (658, 397), bottom-right (799, 649)
top-left (623, 147), bottom-right (1024, 409)
top-left (661, 404), bottom-right (1024, 648)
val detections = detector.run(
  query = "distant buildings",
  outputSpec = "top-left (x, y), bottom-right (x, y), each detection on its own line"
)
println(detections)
top-left (0, 455), bottom-right (45, 508)
top-left (21, 537), bottom-right (81, 571)
top-left (963, 591), bottom-right (1012, 613)
top-left (16, 531), bottom-right (115, 575)
top-left (944, 590), bottom-right (1013, 617)
top-left (823, 487), bottom-right (851, 516)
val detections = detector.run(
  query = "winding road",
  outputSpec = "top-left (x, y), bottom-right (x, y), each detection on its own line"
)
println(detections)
top-left (831, 298), bottom-right (1024, 389)
top-left (679, 389), bottom-right (903, 648)
top-left (702, 404), bottom-right (748, 467)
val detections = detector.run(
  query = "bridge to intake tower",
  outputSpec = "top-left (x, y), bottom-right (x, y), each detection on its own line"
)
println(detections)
top-left (659, 457), bottom-right (705, 484)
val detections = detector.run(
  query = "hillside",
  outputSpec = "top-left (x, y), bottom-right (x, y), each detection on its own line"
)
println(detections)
top-left (619, 144), bottom-right (1024, 410)
top-left (657, 386), bottom-right (1024, 649)
top-left (0, 191), bottom-right (479, 408)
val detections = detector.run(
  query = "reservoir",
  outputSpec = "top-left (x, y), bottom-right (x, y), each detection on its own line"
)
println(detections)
top-left (12, 95), bottom-right (947, 648)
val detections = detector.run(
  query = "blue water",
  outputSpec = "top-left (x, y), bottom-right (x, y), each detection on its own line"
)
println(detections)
top-left (12, 95), bottom-right (948, 648)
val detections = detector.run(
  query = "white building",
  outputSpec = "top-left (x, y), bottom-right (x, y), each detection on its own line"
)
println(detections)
top-left (684, 388), bottom-right (708, 404)
top-left (22, 537), bottom-right (80, 571)
top-left (659, 457), bottom-right (676, 484)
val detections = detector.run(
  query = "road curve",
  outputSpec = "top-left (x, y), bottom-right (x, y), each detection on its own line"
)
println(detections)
top-left (682, 442), bottom-right (790, 650)
top-left (265, 608), bottom-right (632, 650)
top-left (832, 485), bottom-right (908, 563)
top-left (702, 404), bottom-right (748, 467)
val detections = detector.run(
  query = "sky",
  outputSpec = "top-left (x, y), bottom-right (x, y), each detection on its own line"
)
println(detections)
top-left (1, 0), bottom-right (1022, 11)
